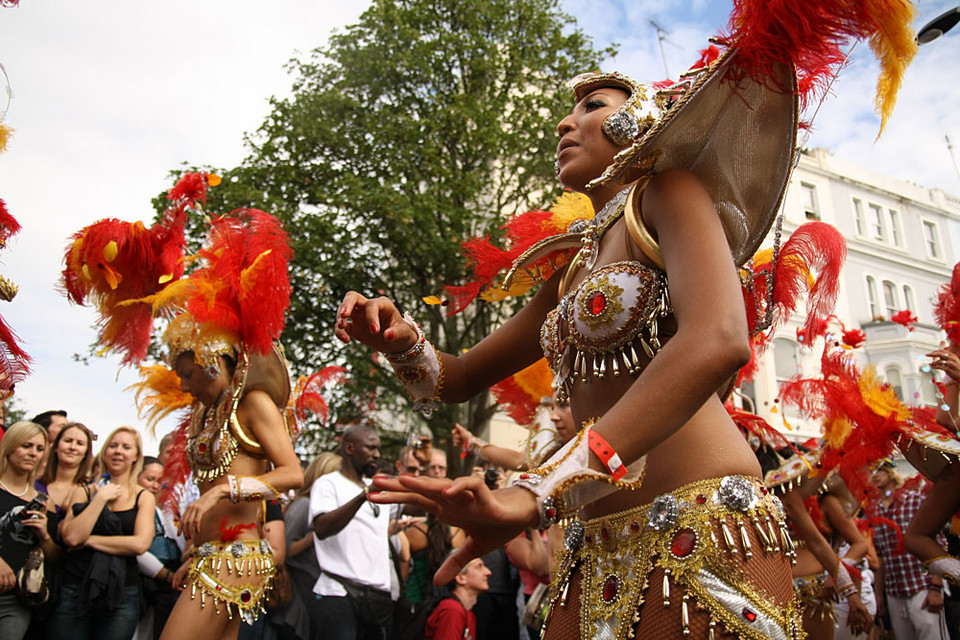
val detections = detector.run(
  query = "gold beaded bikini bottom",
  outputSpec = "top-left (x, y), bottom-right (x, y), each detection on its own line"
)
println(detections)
top-left (547, 476), bottom-right (805, 640)
top-left (793, 573), bottom-right (835, 621)
top-left (186, 539), bottom-right (277, 624)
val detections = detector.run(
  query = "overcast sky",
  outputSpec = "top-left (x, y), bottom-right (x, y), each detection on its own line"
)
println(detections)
top-left (0, 0), bottom-right (957, 451)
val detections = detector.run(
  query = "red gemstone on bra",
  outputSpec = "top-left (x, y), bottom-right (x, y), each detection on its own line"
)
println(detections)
top-left (240, 590), bottom-right (252, 603)
top-left (587, 291), bottom-right (607, 316)
top-left (629, 521), bottom-right (641, 534)
top-left (742, 607), bottom-right (757, 622)
top-left (695, 494), bottom-right (707, 504)
top-left (600, 526), bottom-right (610, 542)
top-left (198, 443), bottom-right (207, 453)
top-left (670, 528), bottom-right (697, 557)
top-left (585, 534), bottom-right (594, 545)
top-left (602, 576), bottom-right (619, 602)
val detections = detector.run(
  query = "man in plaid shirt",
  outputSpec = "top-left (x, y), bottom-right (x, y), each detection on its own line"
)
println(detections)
top-left (868, 461), bottom-right (947, 639)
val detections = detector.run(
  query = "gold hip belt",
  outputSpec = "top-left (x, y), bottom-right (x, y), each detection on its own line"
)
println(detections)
top-left (187, 539), bottom-right (277, 624)
top-left (550, 475), bottom-right (804, 640)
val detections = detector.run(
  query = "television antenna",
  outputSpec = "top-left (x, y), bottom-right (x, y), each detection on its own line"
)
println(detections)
top-left (649, 19), bottom-right (672, 79)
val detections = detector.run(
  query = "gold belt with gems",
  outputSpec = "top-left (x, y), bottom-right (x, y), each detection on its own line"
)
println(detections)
top-left (549, 475), bottom-right (803, 640)
top-left (187, 539), bottom-right (277, 624)
top-left (793, 573), bottom-right (835, 621)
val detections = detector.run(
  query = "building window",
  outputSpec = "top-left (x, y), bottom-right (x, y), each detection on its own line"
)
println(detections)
top-left (852, 198), bottom-right (865, 236)
top-left (902, 285), bottom-right (915, 314)
top-left (773, 339), bottom-right (799, 385)
top-left (738, 381), bottom-right (757, 414)
top-left (888, 209), bottom-right (901, 246)
top-left (885, 366), bottom-right (904, 401)
top-left (869, 203), bottom-right (885, 241)
top-left (923, 220), bottom-right (941, 259)
top-left (921, 375), bottom-right (939, 407)
top-left (866, 276), bottom-right (880, 319)
top-left (801, 183), bottom-right (820, 220)
top-left (882, 280), bottom-right (898, 317)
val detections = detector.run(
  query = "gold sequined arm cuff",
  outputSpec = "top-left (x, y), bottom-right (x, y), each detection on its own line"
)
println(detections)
top-left (511, 424), bottom-right (646, 528)
top-left (385, 312), bottom-right (444, 417)
top-left (925, 555), bottom-right (960, 584)
top-left (229, 475), bottom-right (281, 503)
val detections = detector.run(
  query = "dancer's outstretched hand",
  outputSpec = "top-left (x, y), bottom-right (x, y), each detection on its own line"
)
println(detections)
top-left (335, 292), bottom-right (419, 353)
top-left (929, 347), bottom-right (960, 383)
top-left (369, 473), bottom-right (539, 584)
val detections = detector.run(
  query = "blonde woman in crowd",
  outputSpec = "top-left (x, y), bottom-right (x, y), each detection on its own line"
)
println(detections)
top-left (0, 422), bottom-right (59, 640)
top-left (51, 426), bottom-right (155, 640)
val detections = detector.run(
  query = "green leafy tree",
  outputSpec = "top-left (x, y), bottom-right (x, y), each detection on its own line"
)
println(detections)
top-left (161, 0), bottom-right (612, 461)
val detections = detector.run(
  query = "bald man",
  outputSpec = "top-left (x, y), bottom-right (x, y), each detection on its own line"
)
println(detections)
top-left (310, 425), bottom-right (393, 639)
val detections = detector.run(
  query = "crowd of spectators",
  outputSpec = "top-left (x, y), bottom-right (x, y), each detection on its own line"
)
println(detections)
top-left (2, 406), bottom-right (960, 640)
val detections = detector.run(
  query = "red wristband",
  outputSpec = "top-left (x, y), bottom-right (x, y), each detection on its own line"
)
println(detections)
top-left (588, 429), bottom-right (626, 480)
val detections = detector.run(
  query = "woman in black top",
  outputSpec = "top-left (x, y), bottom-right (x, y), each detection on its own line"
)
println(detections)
top-left (50, 426), bottom-right (155, 640)
top-left (37, 422), bottom-right (95, 517)
top-left (0, 422), bottom-right (59, 640)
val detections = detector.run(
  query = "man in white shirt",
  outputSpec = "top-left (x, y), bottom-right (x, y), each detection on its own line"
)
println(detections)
top-left (310, 424), bottom-right (392, 640)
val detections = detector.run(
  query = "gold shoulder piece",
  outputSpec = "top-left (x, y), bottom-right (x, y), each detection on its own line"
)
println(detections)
top-left (230, 413), bottom-right (265, 457)
top-left (624, 178), bottom-right (665, 270)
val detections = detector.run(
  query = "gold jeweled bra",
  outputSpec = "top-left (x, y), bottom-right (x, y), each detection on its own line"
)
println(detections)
top-left (187, 353), bottom-right (249, 483)
top-left (542, 260), bottom-right (671, 402)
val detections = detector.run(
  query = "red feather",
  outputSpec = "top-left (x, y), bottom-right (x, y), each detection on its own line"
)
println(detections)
top-left (0, 315), bottom-right (30, 390)
top-left (842, 328), bottom-right (866, 348)
top-left (742, 222), bottom-right (846, 357)
top-left (862, 515), bottom-right (906, 554)
top-left (294, 366), bottom-right (347, 428)
top-left (726, 403), bottom-right (790, 449)
top-left (934, 263), bottom-right (960, 344)
top-left (442, 207), bottom-right (582, 316)
top-left (60, 178), bottom-right (191, 365)
top-left (0, 203), bottom-right (30, 388)
top-left (184, 209), bottom-right (292, 355)
top-left (157, 419), bottom-right (191, 512)
top-left (0, 199), bottom-right (21, 243)
top-left (891, 309), bottom-right (917, 331)
top-left (490, 376), bottom-right (538, 426)
top-left (779, 343), bottom-right (938, 500)
top-left (217, 516), bottom-right (257, 543)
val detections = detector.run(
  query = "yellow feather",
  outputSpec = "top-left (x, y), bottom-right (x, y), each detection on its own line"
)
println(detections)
top-left (543, 192), bottom-right (594, 233)
top-left (823, 416), bottom-right (853, 449)
top-left (126, 364), bottom-right (194, 434)
top-left (239, 249), bottom-right (272, 295)
top-left (859, 365), bottom-right (912, 420)
top-left (481, 279), bottom-right (533, 302)
top-left (0, 124), bottom-right (12, 154)
top-left (512, 358), bottom-right (554, 401)
top-left (867, 0), bottom-right (918, 138)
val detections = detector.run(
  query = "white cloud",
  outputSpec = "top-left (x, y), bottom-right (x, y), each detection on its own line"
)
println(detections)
top-left (0, 0), bottom-right (368, 449)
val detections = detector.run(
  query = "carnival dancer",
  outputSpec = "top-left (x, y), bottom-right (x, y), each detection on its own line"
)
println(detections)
top-left (336, 3), bottom-right (917, 638)
top-left (777, 324), bottom-right (952, 639)
top-left (903, 263), bottom-right (960, 593)
top-left (61, 174), bottom-right (303, 640)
